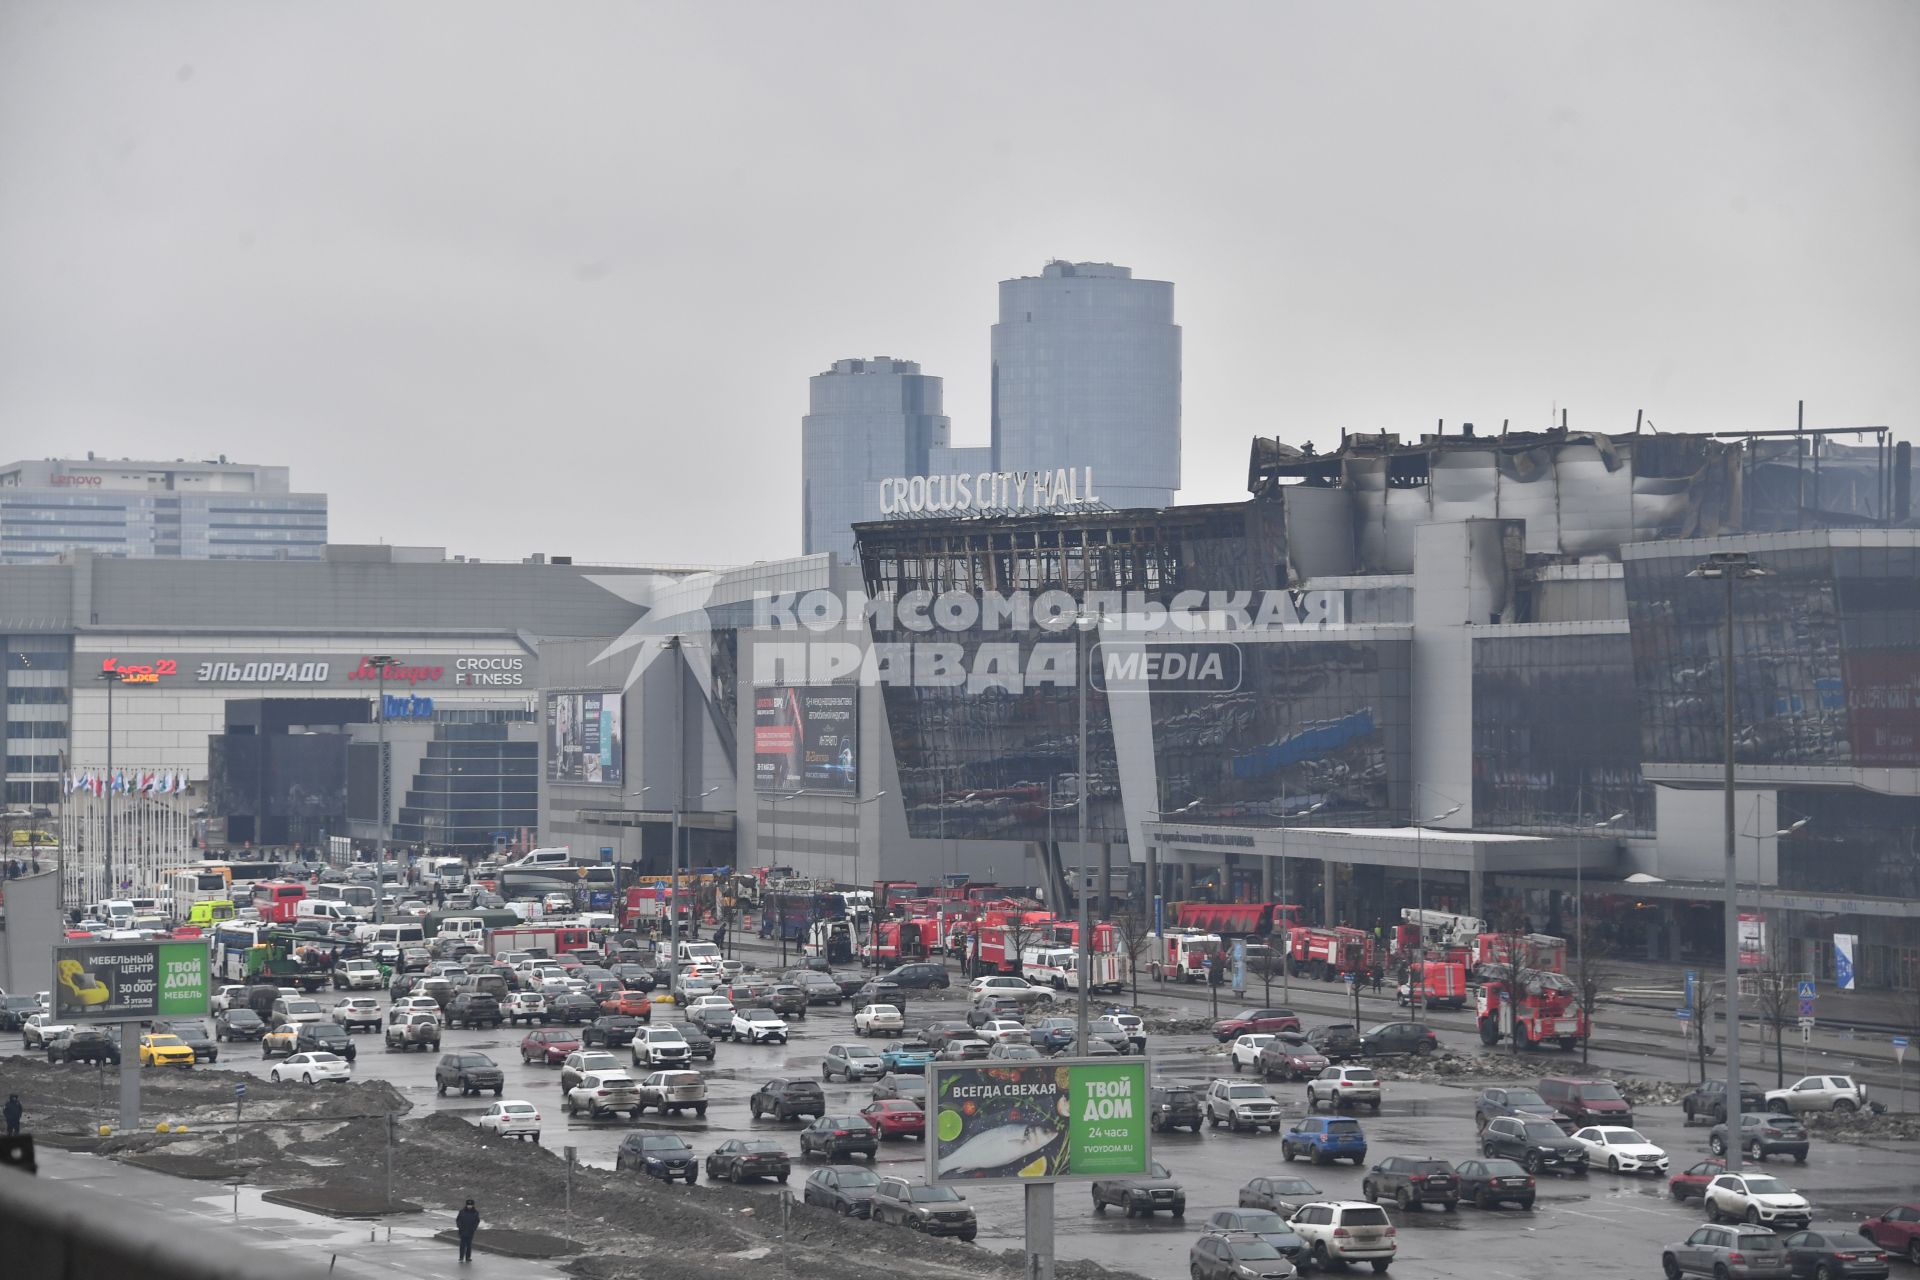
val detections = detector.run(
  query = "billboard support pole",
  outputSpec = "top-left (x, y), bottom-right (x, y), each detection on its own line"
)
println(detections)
top-left (1024, 1182), bottom-right (1055, 1280)
top-left (118, 1019), bottom-right (141, 1129)
top-left (1076, 611), bottom-right (1091, 1050)
top-left (670, 636), bottom-right (683, 968)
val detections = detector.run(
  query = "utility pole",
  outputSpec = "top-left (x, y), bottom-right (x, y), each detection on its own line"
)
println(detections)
top-left (367, 656), bottom-right (397, 924)
top-left (669, 636), bottom-right (684, 968)
top-left (1075, 610), bottom-right (1093, 1051)
top-left (96, 668), bottom-right (117, 900)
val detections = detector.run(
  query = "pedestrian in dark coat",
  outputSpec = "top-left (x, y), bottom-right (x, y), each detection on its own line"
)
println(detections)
top-left (4, 1093), bottom-right (22, 1136)
top-left (455, 1199), bottom-right (481, 1262)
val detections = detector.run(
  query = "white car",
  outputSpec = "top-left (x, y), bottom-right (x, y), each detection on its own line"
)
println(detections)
top-left (689, 995), bottom-right (735, 1017)
top-left (214, 984), bottom-right (252, 1012)
top-left (270, 1051), bottom-right (352, 1084)
top-left (390, 996), bottom-right (443, 1022)
top-left (1702, 1173), bottom-right (1811, 1228)
top-left (1569, 1126), bottom-right (1669, 1175)
top-left (1306, 1066), bottom-right (1384, 1111)
top-left (477, 1099), bottom-right (542, 1142)
top-left (977, 1019), bottom-right (1030, 1046)
top-left (1763, 1075), bottom-right (1867, 1114)
top-left (271, 998), bottom-right (328, 1026)
top-left (1286, 1200), bottom-right (1397, 1268)
top-left (632, 1026), bottom-right (693, 1067)
top-left (23, 1015), bottom-right (76, 1049)
top-left (504, 992), bottom-right (548, 1024)
top-left (967, 974), bottom-right (1051, 1005)
top-left (681, 962), bottom-right (724, 981)
top-left (732, 1008), bottom-right (790, 1044)
top-left (853, 1003), bottom-right (904, 1036)
top-left (333, 959), bottom-right (384, 991)
top-left (1230, 1033), bottom-right (1277, 1072)
top-left (331, 996), bottom-right (384, 1032)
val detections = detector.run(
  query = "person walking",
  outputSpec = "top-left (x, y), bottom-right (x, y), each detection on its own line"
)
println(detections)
top-left (455, 1198), bottom-right (481, 1263)
top-left (4, 1094), bottom-right (23, 1136)
top-left (1370, 967), bottom-right (1384, 996)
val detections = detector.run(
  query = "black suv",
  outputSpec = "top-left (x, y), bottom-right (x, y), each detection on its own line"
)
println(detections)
top-left (1362, 1155), bottom-right (1460, 1211)
top-left (882, 962), bottom-right (951, 990)
top-left (1480, 1115), bottom-right (1588, 1175)
top-left (1306, 1023), bottom-right (1362, 1062)
top-left (800, 1114), bottom-right (879, 1161)
top-left (750, 1078), bottom-right (827, 1122)
top-left (582, 1015), bottom-right (643, 1048)
top-left (295, 1022), bottom-right (358, 1062)
top-left (1682, 1079), bottom-right (1766, 1126)
top-left (1091, 1160), bottom-right (1187, 1218)
top-left (157, 1019), bottom-right (219, 1063)
top-left (435, 1051), bottom-right (505, 1097)
top-left (443, 993), bottom-right (503, 1030)
top-left (47, 1027), bottom-right (120, 1065)
top-left (1357, 1021), bottom-right (1440, 1057)
top-left (672, 1021), bottom-right (717, 1062)
top-left (214, 1007), bottom-right (267, 1041)
top-left (1149, 1084), bottom-right (1204, 1133)
top-left (1475, 1085), bottom-right (1571, 1133)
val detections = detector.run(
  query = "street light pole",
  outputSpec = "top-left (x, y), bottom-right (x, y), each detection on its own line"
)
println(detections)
top-left (96, 669), bottom-right (118, 901)
top-left (1587, 812), bottom-right (1628, 982)
top-left (1690, 550), bottom-right (1766, 1175)
top-left (670, 637), bottom-right (684, 967)
top-left (1410, 800), bottom-right (1460, 1022)
top-left (366, 656), bottom-right (397, 924)
top-left (1076, 610), bottom-right (1094, 1050)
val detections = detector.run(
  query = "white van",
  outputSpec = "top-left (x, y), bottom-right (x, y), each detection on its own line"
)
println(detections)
top-left (364, 922), bottom-right (426, 949)
top-left (296, 899), bottom-right (357, 925)
top-left (507, 847), bottom-right (573, 869)
top-left (436, 916), bottom-right (488, 943)
top-left (677, 940), bottom-right (722, 966)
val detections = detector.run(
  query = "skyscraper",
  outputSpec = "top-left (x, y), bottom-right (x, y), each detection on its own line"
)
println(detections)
top-left (801, 357), bottom-right (950, 561)
top-left (991, 261), bottom-right (1181, 510)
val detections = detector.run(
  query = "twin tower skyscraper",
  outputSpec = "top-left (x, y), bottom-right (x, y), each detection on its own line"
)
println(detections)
top-left (800, 261), bottom-right (1182, 562)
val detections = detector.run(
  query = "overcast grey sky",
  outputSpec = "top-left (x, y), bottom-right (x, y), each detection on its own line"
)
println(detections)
top-left (3, 2), bottom-right (1915, 567)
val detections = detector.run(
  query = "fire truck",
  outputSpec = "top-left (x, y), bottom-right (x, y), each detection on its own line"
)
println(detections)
top-left (1476, 972), bottom-right (1588, 1050)
top-left (1174, 901), bottom-right (1308, 938)
top-left (1149, 930), bottom-right (1222, 983)
top-left (802, 918), bottom-right (857, 964)
top-left (1396, 908), bottom-right (1488, 954)
top-left (1471, 932), bottom-right (1568, 977)
top-left (1398, 958), bottom-right (1469, 1008)
top-left (967, 909), bottom-right (1057, 977)
top-left (1286, 926), bottom-right (1377, 981)
top-left (1036, 920), bottom-right (1127, 991)
top-left (862, 918), bottom-right (935, 965)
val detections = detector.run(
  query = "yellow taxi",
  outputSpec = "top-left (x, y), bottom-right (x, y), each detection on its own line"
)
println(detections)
top-left (138, 1033), bottom-right (197, 1068)
top-left (261, 1023), bottom-right (302, 1058)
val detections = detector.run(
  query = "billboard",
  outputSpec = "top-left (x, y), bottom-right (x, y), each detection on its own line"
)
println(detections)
top-left (753, 686), bottom-right (858, 794)
top-left (547, 692), bottom-right (624, 785)
top-left (926, 1058), bottom-right (1150, 1184)
top-left (50, 940), bottom-right (210, 1023)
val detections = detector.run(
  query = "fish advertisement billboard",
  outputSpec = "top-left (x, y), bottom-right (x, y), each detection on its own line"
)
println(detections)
top-left (926, 1058), bottom-right (1150, 1185)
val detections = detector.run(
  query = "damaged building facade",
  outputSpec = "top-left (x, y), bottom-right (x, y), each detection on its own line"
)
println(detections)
top-left (837, 424), bottom-right (1919, 992)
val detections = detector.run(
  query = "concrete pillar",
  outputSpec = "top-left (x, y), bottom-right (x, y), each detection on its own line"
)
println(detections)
top-left (1145, 845), bottom-right (1160, 930)
top-left (1260, 855), bottom-right (1273, 903)
top-left (1099, 842), bottom-right (1112, 919)
top-left (1468, 858), bottom-right (1485, 921)
top-left (1322, 870), bottom-right (1336, 926)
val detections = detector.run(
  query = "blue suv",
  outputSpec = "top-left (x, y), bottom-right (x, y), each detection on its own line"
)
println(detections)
top-left (1281, 1115), bottom-right (1368, 1166)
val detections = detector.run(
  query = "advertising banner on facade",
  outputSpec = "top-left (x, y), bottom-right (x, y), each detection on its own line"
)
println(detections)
top-left (926, 1058), bottom-right (1150, 1184)
top-left (1834, 934), bottom-right (1858, 990)
top-left (50, 940), bottom-right (210, 1023)
top-left (86, 651), bottom-right (534, 690)
top-left (547, 692), bottom-right (624, 785)
top-left (752, 686), bottom-right (858, 794)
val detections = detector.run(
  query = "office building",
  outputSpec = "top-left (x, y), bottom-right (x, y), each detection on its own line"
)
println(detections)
top-left (0, 455), bottom-right (328, 563)
top-left (991, 261), bottom-right (1181, 510)
top-left (800, 358), bottom-right (950, 562)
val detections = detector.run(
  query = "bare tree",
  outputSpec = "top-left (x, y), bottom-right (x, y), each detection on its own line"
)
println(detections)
top-left (1487, 910), bottom-right (1538, 1057)
top-left (1746, 943), bottom-right (1798, 1090)
top-left (1252, 940), bottom-right (1288, 1007)
top-left (1113, 909), bottom-right (1154, 1007)
top-left (997, 910), bottom-right (1048, 982)
top-left (1570, 916), bottom-right (1614, 1066)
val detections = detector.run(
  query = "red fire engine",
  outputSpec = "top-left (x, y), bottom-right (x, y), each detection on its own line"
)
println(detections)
top-left (1399, 958), bottom-right (1469, 1008)
top-left (1472, 932), bottom-right (1568, 976)
top-left (1285, 926), bottom-right (1377, 981)
top-left (1476, 973), bottom-right (1589, 1050)
top-left (864, 919), bottom-right (935, 965)
top-left (1149, 930), bottom-right (1222, 982)
top-left (967, 909), bottom-right (1056, 976)
top-left (1173, 901), bottom-right (1307, 938)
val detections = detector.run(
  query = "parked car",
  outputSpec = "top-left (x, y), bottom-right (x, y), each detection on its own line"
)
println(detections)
top-left (616, 1131), bottom-right (698, 1182)
top-left (1306, 1065), bottom-right (1383, 1112)
top-left (1481, 1115), bottom-right (1589, 1176)
top-left (548, 992), bottom-right (601, 1024)
top-left (920, 1022), bottom-right (982, 1052)
top-left (1452, 1158), bottom-right (1536, 1210)
top-left (213, 1007), bottom-right (267, 1041)
top-left (706, 1138), bottom-right (791, 1183)
top-left (582, 1014), bottom-right (643, 1048)
top-left (155, 1019), bottom-right (218, 1063)
top-left (46, 1026), bottom-right (121, 1065)
top-left (1683, 1079), bottom-right (1767, 1126)
top-left (1475, 1084), bottom-right (1572, 1132)
top-left (22, 1015), bottom-right (75, 1050)
top-left (567, 1070), bottom-right (643, 1120)
top-left (871, 1176), bottom-right (976, 1240)
top-left (631, 1025), bottom-right (694, 1068)
top-left (1228, 1033), bottom-right (1277, 1072)
top-left (1149, 1084), bottom-right (1204, 1133)
top-left (1356, 1021), bottom-right (1438, 1057)
top-left (1539, 1075), bottom-right (1635, 1128)
top-left (559, 1050), bottom-right (624, 1094)
top-left (823, 1042), bottom-right (888, 1082)
top-left (634, 1069), bottom-right (709, 1118)
top-left (443, 993), bottom-right (503, 1030)
top-left (881, 1039), bottom-right (934, 1073)
top-left (1661, 1224), bottom-right (1792, 1279)
top-left (1206, 1079), bottom-right (1285, 1133)
top-left (1306, 1023), bottom-right (1362, 1062)
top-left (671, 1021), bottom-right (717, 1062)
top-left (1669, 1158), bottom-right (1730, 1202)
top-left (384, 1012), bottom-right (441, 1053)
top-left (882, 962), bottom-right (951, 991)
top-left (261, 1023), bottom-right (302, 1057)
top-left (734, 1008), bottom-right (791, 1044)
top-left (1088, 1017), bottom-right (1138, 1054)
top-left (1258, 1034), bottom-right (1330, 1083)
top-left (331, 997), bottom-right (384, 1034)
top-left (294, 1022), bottom-right (358, 1062)
top-left (1238, 1174), bottom-right (1323, 1217)
top-left (989, 1042), bottom-right (1044, 1061)
top-left (1765, 1075), bottom-right (1868, 1115)
top-left (750, 1078), bottom-right (827, 1122)
top-left (1704, 1172), bottom-right (1813, 1229)
top-left (331, 958), bottom-right (385, 990)
top-left (1856, 1206), bottom-right (1920, 1267)
top-left (1091, 1160), bottom-right (1186, 1218)
top-left (1032, 1017), bottom-right (1079, 1055)
top-left (805, 1164), bottom-right (881, 1216)
top-left (1203, 1209), bottom-right (1308, 1260)
top-left (1570, 1125), bottom-right (1669, 1175)
top-left (1783, 1225), bottom-right (1892, 1279)
top-left (519, 1028), bottom-right (580, 1066)
top-left (860, 1097), bottom-right (924, 1141)
top-left (1214, 1008), bottom-right (1304, 1040)
top-left (871, 1074), bottom-right (928, 1104)
top-left (1189, 1232), bottom-right (1299, 1280)
top-left (1362, 1155), bottom-right (1459, 1212)
top-left (598, 991), bottom-right (655, 1020)
top-left (801, 1114), bottom-right (879, 1162)
top-left (1286, 1201), bottom-right (1397, 1273)
top-left (966, 997), bottom-right (1026, 1028)
top-left (436, 1051), bottom-right (504, 1097)
top-left (853, 1003), bottom-right (904, 1036)
top-left (269, 1050), bottom-right (351, 1084)
top-left (477, 1099), bottom-right (542, 1143)
top-left (1281, 1116), bottom-right (1368, 1166)
top-left (1710, 1112), bottom-right (1811, 1163)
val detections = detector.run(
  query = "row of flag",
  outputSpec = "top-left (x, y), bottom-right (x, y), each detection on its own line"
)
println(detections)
top-left (65, 770), bottom-right (190, 797)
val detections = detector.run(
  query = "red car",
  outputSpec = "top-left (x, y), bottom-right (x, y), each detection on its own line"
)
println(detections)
top-left (1212, 1008), bottom-right (1303, 1041)
top-left (860, 1097), bottom-right (925, 1141)
top-left (600, 992), bottom-right (656, 1020)
top-left (1666, 1157), bottom-right (1726, 1202)
top-left (1859, 1205), bottom-right (1920, 1265)
top-left (520, 1027), bottom-right (581, 1066)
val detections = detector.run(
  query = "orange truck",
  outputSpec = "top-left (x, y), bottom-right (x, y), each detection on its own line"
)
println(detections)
top-left (1398, 959), bottom-right (1469, 1009)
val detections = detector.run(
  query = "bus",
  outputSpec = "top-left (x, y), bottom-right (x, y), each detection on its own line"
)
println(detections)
top-left (168, 867), bottom-right (234, 918)
top-left (250, 880), bottom-right (308, 924)
top-left (312, 882), bottom-right (377, 915)
top-left (213, 921), bottom-right (269, 981)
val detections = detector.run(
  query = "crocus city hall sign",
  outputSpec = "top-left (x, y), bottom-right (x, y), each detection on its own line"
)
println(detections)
top-left (879, 467), bottom-right (1099, 516)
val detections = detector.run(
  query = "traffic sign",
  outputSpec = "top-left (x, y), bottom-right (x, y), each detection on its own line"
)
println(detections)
top-left (234, 1082), bottom-right (247, 1097)
top-left (1674, 1007), bottom-right (1692, 1020)
top-left (1799, 998), bottom-right (1816, 1017)
top-left (1894, 1036), bottom-right (1909, 1067)
top-left (1801, 1022), bottom-right (1813, 1044)
top-left (1797, 979), bottom-right (1816, 1000)
top-left (1798, 1016), bottom-right (1815, 1030)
